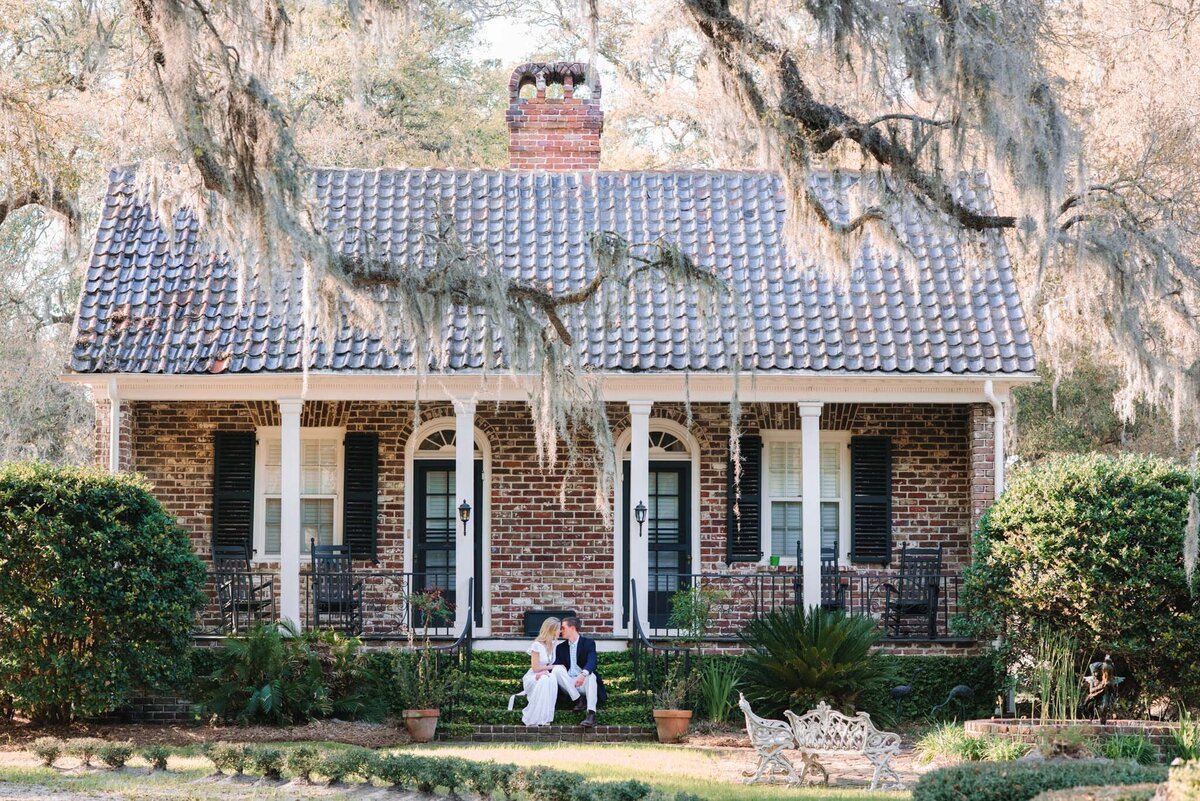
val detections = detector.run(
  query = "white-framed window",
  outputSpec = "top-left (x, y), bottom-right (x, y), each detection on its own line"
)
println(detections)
top-left (254, 427), bottom-right (344, 560)
top-left (760, 431), bottom-right (850, 563)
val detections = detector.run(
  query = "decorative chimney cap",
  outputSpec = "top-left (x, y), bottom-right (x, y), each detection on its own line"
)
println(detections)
top-left (507, 61), bottom-right (601, 104)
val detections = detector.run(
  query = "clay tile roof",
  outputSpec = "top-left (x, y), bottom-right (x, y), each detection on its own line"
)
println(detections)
top-left (68, 167), bottom-right (1036, 375)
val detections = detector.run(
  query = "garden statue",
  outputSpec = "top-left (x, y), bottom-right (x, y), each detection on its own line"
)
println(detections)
top-left (1082, 654), bottom-right (1123, 724)
top-left (931, 684), bottom-right (974, 720)
top-left (890, 684), bottom-right (913, 719)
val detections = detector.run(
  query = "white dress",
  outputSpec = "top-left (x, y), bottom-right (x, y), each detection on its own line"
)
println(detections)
top-left (518, 640), bottom-right (561, 726)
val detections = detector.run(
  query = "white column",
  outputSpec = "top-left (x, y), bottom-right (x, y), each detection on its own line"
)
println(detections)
top-left (454, 399), bottom-right (476, 633)
top-left (799, 402), bottom-right (824, 610)
top-left (107, 378), bottom-right (121, 473)
top-left (278, 398), bottom-right (304, 629)
top-left (628, 400), bottom-right (652, 632)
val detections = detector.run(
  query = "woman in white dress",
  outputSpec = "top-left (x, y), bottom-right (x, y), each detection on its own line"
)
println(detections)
top-left (519, 617), bottom-right (565, 726)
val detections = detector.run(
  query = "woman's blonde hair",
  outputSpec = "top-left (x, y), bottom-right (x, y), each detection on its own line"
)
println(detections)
top-left (536, 617), bottom-right (560, 650)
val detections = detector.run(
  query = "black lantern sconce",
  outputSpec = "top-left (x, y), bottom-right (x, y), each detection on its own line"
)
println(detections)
top-left (458, 500), bottom-right (472, 536)
top-left (634, 501), bottom-right (647, 538)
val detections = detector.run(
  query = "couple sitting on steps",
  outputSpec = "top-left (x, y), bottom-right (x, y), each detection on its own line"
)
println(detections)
top-left (509, 615), bottom-right (607, 727)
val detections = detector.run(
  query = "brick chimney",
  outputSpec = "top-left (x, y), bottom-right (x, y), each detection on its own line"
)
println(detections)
top-left (507, 62), bottom-right (603, 170)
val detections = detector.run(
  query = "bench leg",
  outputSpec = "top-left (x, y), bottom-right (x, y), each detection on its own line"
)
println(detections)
top-left (743, 747), bottom-right (799, 785)
top-left (866, 751), bottom-right (904, 792)
top-left (796, 752), bottom-right (828, 786)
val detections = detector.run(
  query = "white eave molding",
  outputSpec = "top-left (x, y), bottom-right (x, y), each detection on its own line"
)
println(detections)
top-left (63, 369), bottom-right (1036, 404)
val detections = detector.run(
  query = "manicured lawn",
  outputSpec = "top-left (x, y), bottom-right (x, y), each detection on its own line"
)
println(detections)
top-left (0, 742), bottom-right (912, 800)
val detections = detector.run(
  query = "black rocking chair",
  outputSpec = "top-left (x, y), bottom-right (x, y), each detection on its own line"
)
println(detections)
top-left (792, 542), bottom-right (847, 611)
top-left (882, 543), bottom-right (943, 639)
top-left (310, 541), bottom-right (364, 635)
top-left (213, 543), bottom-right (275, 633)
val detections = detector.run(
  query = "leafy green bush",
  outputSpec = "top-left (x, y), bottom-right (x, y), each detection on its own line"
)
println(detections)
top-left (574, 779), bottom-right (655, 801)
top-left (67, 738), bottom-right (104, 767)
top-left (247, 746), bottom-right (284, 780)
top-left (318, 747), bottom-right (372, 785)
top-left (204, 742), bottom-right (247, 775)
top-left (140, 745), bottom-right (170, 771)
top-left (97, 742), bottom-right (133, 769)
top-left (698, 657), bottom-right (741, 722)
top-left (520, 765), bottom-right (580, 801)
top-left (1030, 785), bottom-right (1158, 801)
top-left (913, 761), bottom-right (1167, 801)
top-left (739, 605), bottom-right (898, 717)
top-left (857, 653), bottom-right (1004, 722)
top-left (0, 464), bottom-right (206, 723)
top-left (1098, 734), bottom-right (1159, 765)
top-left (285, 745), bottom-right (320, 783)
top-left (958, 454), bottom-right (1200, 706)
top-left (915, 723), bottom-right (1027, 763)
top-left (192, 622), bottom-right (388, 725)
top-left (29, 737), bottom-right (62, 767)
top-left (372, 753), bottom-right (418, 788)
top-left (667, 586), bottom-right (729, 645)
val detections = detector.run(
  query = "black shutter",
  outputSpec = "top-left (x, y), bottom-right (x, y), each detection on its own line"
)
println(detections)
top-left (850, 435), bottom-right (892, 564)
top-left (343, 432), bottom-right (379, 562)
top-left (726, 434), bottom-right (763, 563)
top-left (213, 430), bottom-right (255, 555)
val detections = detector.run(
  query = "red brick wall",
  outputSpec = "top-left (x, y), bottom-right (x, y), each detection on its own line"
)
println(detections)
top-left (103, 399), bottom-right (995, 642)
top-left (507, 63), bottom-right (603, 171)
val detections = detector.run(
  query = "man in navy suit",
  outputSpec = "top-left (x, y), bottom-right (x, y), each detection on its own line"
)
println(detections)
top-left (554, 616), bottom-right (606, 727)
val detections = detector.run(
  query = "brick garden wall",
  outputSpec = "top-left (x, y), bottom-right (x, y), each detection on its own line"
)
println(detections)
top-left (100, 399), bottom-right (994, 647)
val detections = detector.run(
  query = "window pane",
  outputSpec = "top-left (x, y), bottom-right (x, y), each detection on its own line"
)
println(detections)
top-left (820, 442), bottom-right (840, 498)
top-left (300, 498), bottom-right (335, 553)
top-left (768, 442), bottom-right (802, 497)
top-left (771, 501), bottom-right (802, 558)
top-left (821, 501), bottom-right (839, 556)
top-left (265, 497), bottom-right (281, 556)
top-left (264, 440), bottom-right (282, 494)
top-left (301, 438), bottom-right (338, 494)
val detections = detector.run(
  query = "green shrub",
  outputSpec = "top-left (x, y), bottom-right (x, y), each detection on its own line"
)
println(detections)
top-left (139, 745), bottom-right (170, 771)
top-left (916, 723), bottom-right (987, 763)
top-left (192, 623), bottom-right (388, 725)
top-left (982, 737), bottom-right (1030, 762)
top-left (697, 657), bottom-right (741, 722)
top-left (1030, 785), bottom-right (1158, 801)
top-left (462, 760), bottom-right (502, 796)
top-left (318, 746), bottom-right (372, 785)
top-left (97, 742), bottom-right (133, 769)
top-left (205, 742), bottom-right (247, 775)
top-left (521, 765), bottom-right (580, 801)
top-left (247, 746), bottom-right (284, 780)
top-left (492, 761), bottom-right (520, 798)
top-left (1166, 760), bottom-right (1200, 801)
top-left (913, 761), bottom-right (1167, 801)
top-left (574, 779), bottom-right (654, 801)
top-left (285, 745), bottom-right (321, 783)
top-left (67, 738), bottom-right (105, 767)
top-left (29, 737), bottom-right (62, 767)
top-left (739, 605), bottom-right (898, 718)
top-left (859, 653), bottom-right (1005, 722)
top-left (412, 756), bottom-right (442, 793)
top-left (372, 753), bottom-right (418, 788)
top-left (1098, 734), bottom-right (1158, 765)
top-left (0, 464), bottom-right (206, 723)
top-left (958, 454), bottom-right (1200, 706)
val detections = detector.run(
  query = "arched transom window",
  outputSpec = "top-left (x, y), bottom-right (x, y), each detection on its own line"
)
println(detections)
top-left (623, 429), bottom-right (690, 458)
top-left (416, 428), bottom-right (482, 456)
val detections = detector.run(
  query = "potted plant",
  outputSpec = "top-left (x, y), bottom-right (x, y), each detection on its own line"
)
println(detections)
top-left (652, 660), bottom-right (698, 743)
top-left (394, 589), bottom-right (462, 742)
top-left (667, 585), bottom-right (730, 649)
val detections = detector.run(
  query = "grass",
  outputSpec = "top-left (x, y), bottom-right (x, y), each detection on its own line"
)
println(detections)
top-left (915, 723), bottom-right (1029, 764)
top-left (0, 741), bottom-right (910, 801)
top-left (401, 742), bottom-right (909, 800)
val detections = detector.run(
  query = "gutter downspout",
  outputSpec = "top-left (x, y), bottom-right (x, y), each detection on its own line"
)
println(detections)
top-left (107, 377), bottom-right (121, 474)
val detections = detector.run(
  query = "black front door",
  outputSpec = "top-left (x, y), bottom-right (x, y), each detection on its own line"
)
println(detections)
top-left (622, 461), bottom-right (691, 629)
top-left (413, 459), bottom-right (484, 628)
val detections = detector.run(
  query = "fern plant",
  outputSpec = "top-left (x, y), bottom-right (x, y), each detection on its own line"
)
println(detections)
top-left (739, 605), bottom-right (898, 720)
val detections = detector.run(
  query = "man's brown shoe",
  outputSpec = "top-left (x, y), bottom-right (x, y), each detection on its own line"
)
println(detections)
top-left (572, 696), bottom-right (587, 712)
top-left (582, 711), bottom-right (596, 728)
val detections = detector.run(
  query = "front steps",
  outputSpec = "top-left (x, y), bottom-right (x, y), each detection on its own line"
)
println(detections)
top-left (454, 651), bottom-right (653, 734)
top-left (462, 724), bottom-right (655, 743)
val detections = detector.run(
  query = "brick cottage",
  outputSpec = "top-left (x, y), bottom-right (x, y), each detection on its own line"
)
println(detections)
top-left (65, 62), bottom-right (1034, 654)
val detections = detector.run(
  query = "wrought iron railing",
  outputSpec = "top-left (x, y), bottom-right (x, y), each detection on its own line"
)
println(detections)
top-left (195, 569), bottom-right (279, 636)
top-left (301, 568), bottom-right (457, 641)
top-left (637, 570), bottom-right (966, 642)
top-left (629, 579), bottom-right (692, 698)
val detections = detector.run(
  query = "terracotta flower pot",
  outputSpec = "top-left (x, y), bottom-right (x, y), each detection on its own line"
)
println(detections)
top-left (402, 708), bottom-right (440, 743)
top-left (652, 709), bottom-right (693, 743)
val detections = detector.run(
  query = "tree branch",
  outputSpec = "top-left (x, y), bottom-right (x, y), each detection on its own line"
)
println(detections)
top-left (0, 187), bottom-right (81, 232)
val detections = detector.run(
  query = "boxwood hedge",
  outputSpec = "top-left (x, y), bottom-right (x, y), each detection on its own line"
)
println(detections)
top-left (913, 761), bottom-right (1167, 801)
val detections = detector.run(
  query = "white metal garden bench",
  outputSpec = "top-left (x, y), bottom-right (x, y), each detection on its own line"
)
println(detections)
top-left (738, 694), bottom-right (904, 792)
top-left (784, 701), bottom-right (904, 792)
top-left (737, 693), bottom-right (800, 785)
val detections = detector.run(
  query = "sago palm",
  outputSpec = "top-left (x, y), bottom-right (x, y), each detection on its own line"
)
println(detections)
top-left (739, 605), bottom-right (896, 718)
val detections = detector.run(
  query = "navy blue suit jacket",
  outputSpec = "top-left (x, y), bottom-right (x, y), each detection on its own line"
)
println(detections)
top-left (555, 636), bottom-right (608, 704)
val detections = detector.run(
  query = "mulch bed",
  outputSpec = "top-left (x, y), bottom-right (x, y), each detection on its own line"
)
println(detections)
top-left (0, 719), bottom-right (412, 750)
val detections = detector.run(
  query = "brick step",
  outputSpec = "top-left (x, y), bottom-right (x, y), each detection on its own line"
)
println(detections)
top-left (455, 724), bottom-right (656, 743)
